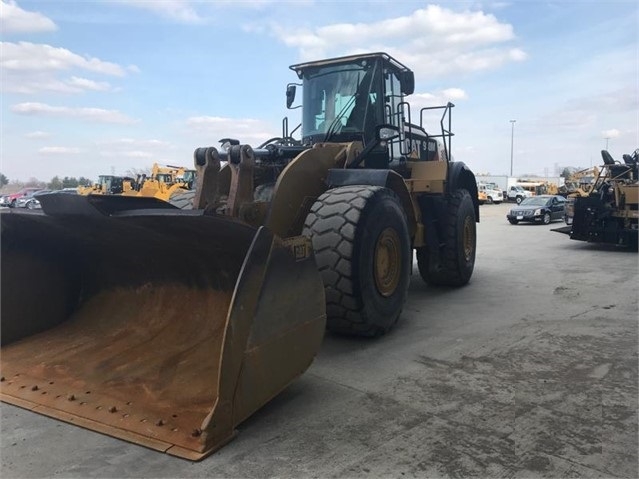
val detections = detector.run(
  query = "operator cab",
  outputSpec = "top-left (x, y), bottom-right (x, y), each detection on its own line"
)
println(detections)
top-left (97, 175), bottom-right (120, 194)
top-left (156, 173), bottom-right (173, 184)
top-left (288, 52), bottom-right (447, 168)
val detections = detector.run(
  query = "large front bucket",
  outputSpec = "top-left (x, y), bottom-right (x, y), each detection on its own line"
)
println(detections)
top-left (0, 195), bottom-right (326, 460)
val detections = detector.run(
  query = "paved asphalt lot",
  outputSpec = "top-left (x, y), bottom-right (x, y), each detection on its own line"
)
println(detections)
top-left (1, 202), bottom-right (637, 478)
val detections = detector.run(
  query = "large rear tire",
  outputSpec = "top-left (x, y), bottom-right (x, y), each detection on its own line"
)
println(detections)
top-left (416, 189), bottom-right (476, 286)
top-left (303, 186), bottom-right (411, 337)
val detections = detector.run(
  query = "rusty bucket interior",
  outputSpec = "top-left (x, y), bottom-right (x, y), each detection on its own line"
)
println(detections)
top-left (0, 196), bottom-right (326, 460)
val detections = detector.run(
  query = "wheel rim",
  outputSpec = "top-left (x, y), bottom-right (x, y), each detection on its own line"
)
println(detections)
top-left (374, 227), bottom-right (401, 297)
top-left (462, 215), bottom-right (475, 262)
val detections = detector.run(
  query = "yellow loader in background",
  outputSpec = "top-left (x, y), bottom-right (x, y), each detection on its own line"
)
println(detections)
top-left (77, 175), bottom-right (137, 195)
top-left (1, 52), bottom-right (479, 460)
top-left (127, 163), bottom-right (197, 202)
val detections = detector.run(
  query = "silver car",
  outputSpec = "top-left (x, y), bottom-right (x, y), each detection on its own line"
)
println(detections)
top-left (17, 190), bottom-right (52, 209)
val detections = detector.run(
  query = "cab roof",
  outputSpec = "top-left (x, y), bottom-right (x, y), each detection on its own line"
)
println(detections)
top-left (289, 52), bottom-right (412, 77)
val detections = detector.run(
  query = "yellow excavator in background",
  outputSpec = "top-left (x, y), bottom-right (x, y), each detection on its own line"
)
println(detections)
top-left (1, 52), bottom-right (479, 460)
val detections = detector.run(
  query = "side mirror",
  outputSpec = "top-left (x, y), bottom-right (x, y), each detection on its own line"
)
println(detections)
top-left (376, 124), bottom-right (400, 142)
top-left (286, 84), bottom-right (296, 109)
top-left (399, 71), bottom-right (415, 95)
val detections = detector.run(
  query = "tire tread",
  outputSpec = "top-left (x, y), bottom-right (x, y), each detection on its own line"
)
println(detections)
top-left (303, 186), bottom-right (407, 336)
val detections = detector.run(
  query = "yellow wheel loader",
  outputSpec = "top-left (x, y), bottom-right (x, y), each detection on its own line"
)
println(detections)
top-left (127, 163), bottom-right (197, 202)
top-left (77, 175), bottom-right (137, 195)
top-left (1, 52), bottom-right (479, 460)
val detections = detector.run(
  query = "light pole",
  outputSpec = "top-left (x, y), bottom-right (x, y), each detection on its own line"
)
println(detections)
top-left (510, 119), bottom-right (516, 176)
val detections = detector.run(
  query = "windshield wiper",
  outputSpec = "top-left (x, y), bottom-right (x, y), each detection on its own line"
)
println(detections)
top-left (323, 95), bottom-right (357, 143)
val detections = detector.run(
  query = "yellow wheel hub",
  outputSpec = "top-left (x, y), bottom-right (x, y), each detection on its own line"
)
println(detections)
top-left (374, 228), bottom-right (401, 297)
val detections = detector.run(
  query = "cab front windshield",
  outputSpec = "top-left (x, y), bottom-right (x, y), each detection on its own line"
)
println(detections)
top-left (301, 60), bottom-right (381, 141)
top-left (156, 173), bottom-right (173, 184)
top-left (181, 170), bottom-right (196, 183)
top-left (98, 176), bottom-right (114, 190)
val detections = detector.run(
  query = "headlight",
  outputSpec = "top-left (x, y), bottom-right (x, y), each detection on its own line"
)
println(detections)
top-left (534, 209), bottom-right (541, 215)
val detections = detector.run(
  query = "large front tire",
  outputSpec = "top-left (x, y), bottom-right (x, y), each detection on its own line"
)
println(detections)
top-left (303, 186), bottom-right (411, 336)
top-left (417, 189), bottom-right (476, 286)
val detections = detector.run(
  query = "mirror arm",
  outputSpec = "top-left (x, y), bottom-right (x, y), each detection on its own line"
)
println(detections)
top-left (348, 139), bottom-right (382, 169)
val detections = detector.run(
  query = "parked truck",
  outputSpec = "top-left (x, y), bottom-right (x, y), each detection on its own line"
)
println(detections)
top-left (477, 182), bottom-right (503, 204)
top-left (506, 185), bottom-right (533, 203)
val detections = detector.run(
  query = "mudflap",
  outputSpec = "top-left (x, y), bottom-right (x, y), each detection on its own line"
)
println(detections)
top-left (0, 194), bottom-right (326, 460)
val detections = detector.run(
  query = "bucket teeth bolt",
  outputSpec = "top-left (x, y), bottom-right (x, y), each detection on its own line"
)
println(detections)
top-left (156, 419), bottom-right (164, 426)
top-left (0, 376), bottom-right (5, 382)
top-left (109, 406), bottom-right (117, 413)
top-left (67, 394), bottom-right (76, 401)
top-left (31, 385), bottom-right (39, 391)
top-left (191, 428), bottom-right (202, 437)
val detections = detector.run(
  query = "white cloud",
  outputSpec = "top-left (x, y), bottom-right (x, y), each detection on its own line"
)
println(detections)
top-left (39, 146), bottom-right (82, 155)
top-left (265, 5), bottom-right (526, 79)
top-left (534, 86), bottom-right (637, 132)
top-left (121, 150), bottom-right (154, 159)
top-left (3, 75), bottom-right (114, 94)
top-left (11, 102), bottom-right (138, 124)
top-left (115, 0), bottom-right (281, 23)
top-left (409, 88), bottom-right (468, 129)
top-left (2, 42), bottom-right (127, 76)
top-left (577, 86), bottom-right (638, 112)
top-left (1, 41), bottom-right (135, 94)
top-left (99, 138), bottom-right (172, 148)
top-left (413, 88), bottom-right (468, 106)
top-left (116, 0), bottom-right (203, 23)
top-left (0, 0), bottom-right (57, 34)
top-left (186, 116), bottom-right (276, 144)
top-left (25, 131), bottom-right (51, 139)
top-left (95, 138), bottom-right (176, 162)
top-left (67, 76), bottom-right (112, 92)
top-left (601, 129), bottom-right (620, 139)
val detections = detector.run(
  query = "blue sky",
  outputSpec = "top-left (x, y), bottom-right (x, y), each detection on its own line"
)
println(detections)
top-left (1, 0), bottom-right (637, 182)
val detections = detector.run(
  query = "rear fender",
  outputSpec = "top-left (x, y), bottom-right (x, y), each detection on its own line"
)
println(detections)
top-left (447, 161), bottom-right (479, 221)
